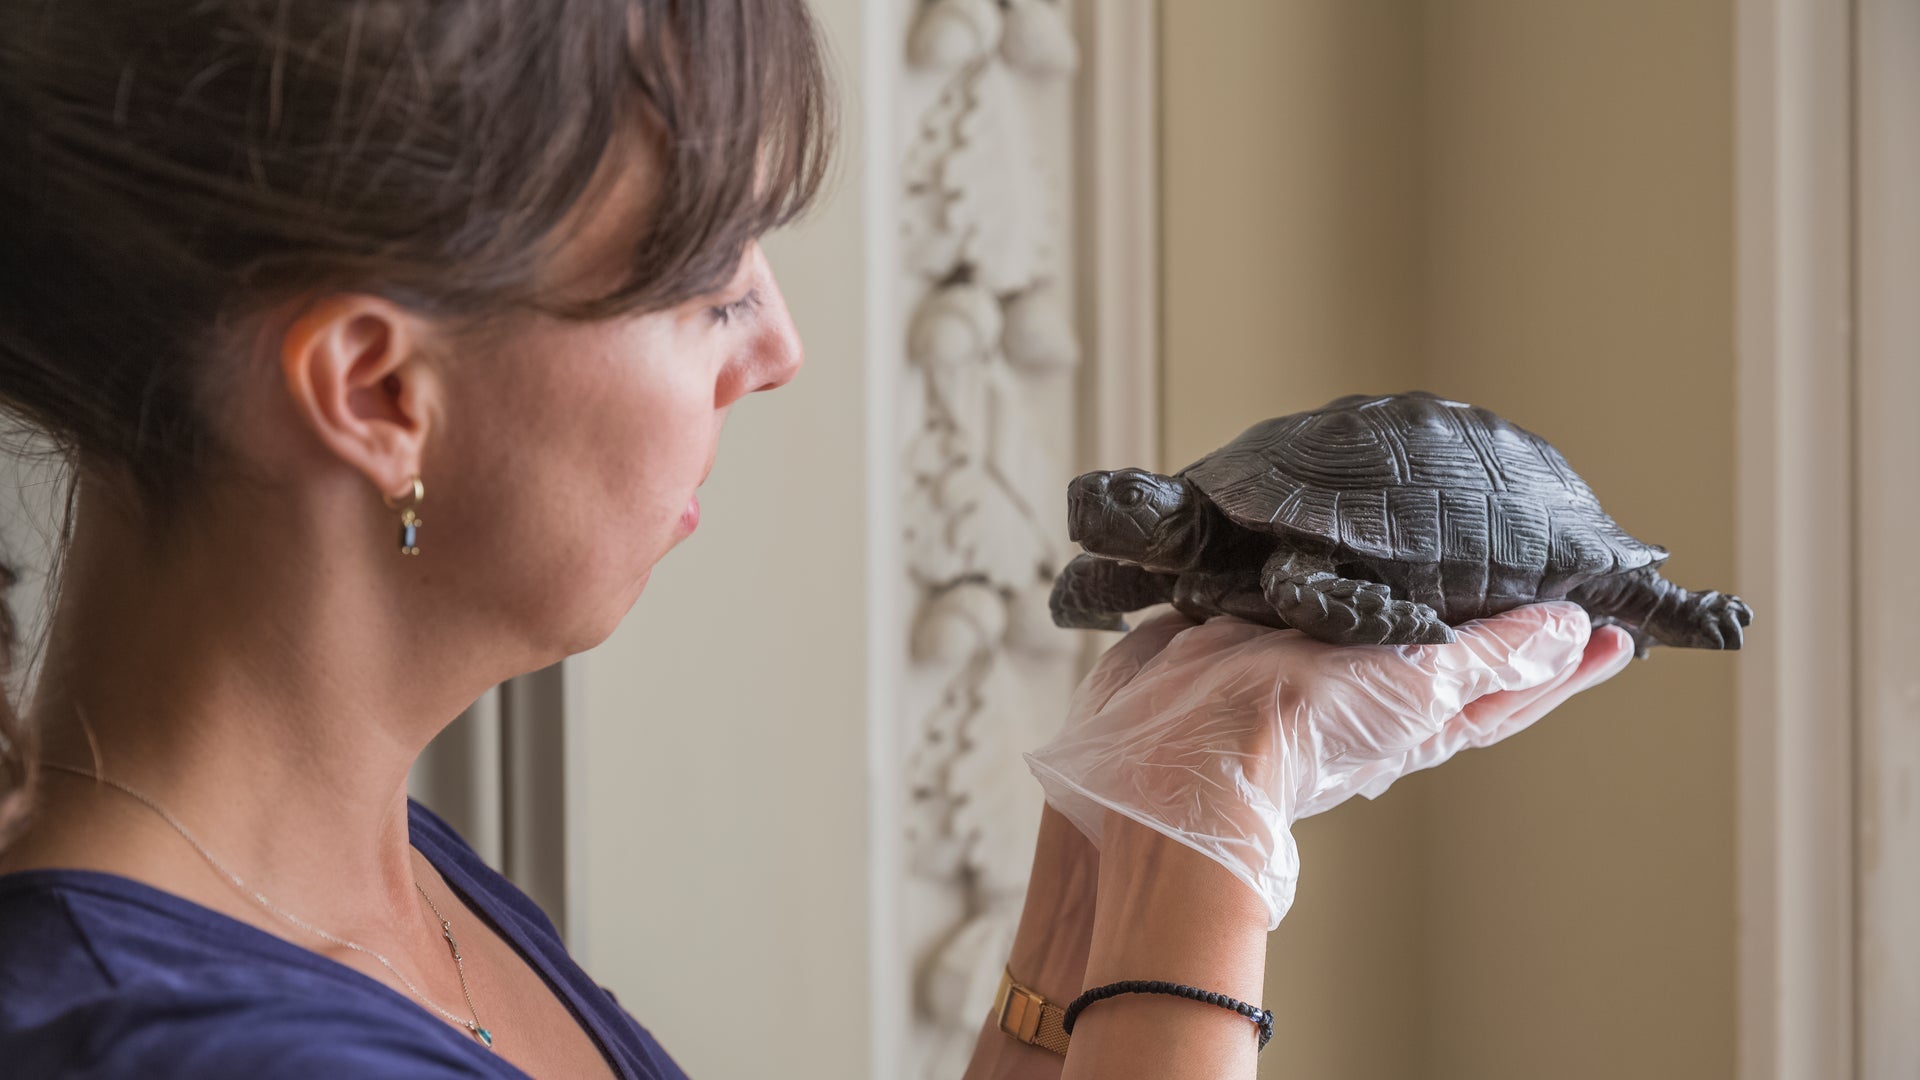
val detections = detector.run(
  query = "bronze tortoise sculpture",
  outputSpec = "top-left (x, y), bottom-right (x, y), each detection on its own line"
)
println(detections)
top-left (1050, 391), bottom-right (1751, 656)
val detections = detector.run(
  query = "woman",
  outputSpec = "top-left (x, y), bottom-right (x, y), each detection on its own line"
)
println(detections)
top-left (0, 3), bottom-right (1633, 1078)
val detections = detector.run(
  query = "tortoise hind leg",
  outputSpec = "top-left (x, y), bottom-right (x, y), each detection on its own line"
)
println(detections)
top-left (1570, 566), bottom-right (1752, 658)
top-left (1050, 554), bottom-right (1179, 631)
top-left (1261, 549), bottom-right (1454, 646)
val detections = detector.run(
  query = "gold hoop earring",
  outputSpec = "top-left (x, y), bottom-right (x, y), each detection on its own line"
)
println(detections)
top-left (382, 475), bottom-right (425, 556)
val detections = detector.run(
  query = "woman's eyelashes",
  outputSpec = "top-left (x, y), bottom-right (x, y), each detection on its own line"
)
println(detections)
top-left (707, 287), bottom-right (762, 327)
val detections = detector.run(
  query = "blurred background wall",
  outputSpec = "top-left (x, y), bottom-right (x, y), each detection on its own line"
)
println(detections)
top-left (1163, 2), bottom-right (1736, 1077)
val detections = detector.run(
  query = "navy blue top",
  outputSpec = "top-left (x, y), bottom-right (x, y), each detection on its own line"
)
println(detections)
top-left (0, 799), bottom-right (691, 1079)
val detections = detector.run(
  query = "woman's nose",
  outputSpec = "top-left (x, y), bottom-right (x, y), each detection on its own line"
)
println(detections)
top-left (748, 279), bottom-right (804, 395)
top-left (713, 259), bottom-right (805, 408)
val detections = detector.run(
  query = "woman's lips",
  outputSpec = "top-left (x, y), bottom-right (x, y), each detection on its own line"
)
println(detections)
top-left (679, 493), bottom-right (700, 533)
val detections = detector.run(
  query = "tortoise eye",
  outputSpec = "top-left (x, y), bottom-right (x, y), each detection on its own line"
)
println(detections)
top-left (1117, 486), bottom-right (1145, 507)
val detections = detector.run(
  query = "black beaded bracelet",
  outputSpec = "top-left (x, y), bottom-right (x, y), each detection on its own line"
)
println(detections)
top-left (1062, 980), bottom-right (1275, 1051)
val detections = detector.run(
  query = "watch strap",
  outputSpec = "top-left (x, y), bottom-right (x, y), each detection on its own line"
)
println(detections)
top-left (995, 966), bottom-right (1072, 1056)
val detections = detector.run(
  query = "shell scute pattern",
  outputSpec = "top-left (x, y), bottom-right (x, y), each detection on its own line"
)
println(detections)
top-left (1183, 393), bottom-right (1666, 572)
top-left (1385, 487), bottom-right (1442, 561)
top-left (1490, 494), bottom-right (1550, 574)
top-left (1335, 490), bottom-right (1391, 557)
top-left (1438, 488), bottom-right (1491, 564)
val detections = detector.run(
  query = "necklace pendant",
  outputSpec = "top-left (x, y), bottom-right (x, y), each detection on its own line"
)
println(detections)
top-left (474, 1025), bottom-right (494, 1049)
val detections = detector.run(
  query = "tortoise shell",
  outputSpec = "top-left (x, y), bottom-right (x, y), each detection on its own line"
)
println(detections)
top-left (1179, 392), bottom-right (1666, 575)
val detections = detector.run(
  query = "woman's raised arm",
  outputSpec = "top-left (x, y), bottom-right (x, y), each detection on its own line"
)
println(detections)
top-left (965, 602), bottom-right (1632, 1078)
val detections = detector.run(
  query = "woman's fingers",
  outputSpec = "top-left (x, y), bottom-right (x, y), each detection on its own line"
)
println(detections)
top-left (1061, 602), bottom-right (1613, 822)
top-left (1435, 600), bottom-right (1593, 692)
top-left (1330, 601), bottom-right (1592, 729)
top-left (1293, 609), bottom-right (1604, 809)
top-left (1319, 601), bottom-right (1591, 756)
top-left (1333, 624), bottom-right (1635, 807)
top-left (1409, 622), bottom-right (1634, 765)
top-left (1455, 623), bottom-right (1636, 750)
top-left (1443, 623), bottom-right (1618, 742)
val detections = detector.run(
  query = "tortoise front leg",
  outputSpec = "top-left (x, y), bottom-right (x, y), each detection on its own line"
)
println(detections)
top-left (1260, 549), bottom-right (1455, 646)
top-left (1049, 554), bottom-right (1179, 631)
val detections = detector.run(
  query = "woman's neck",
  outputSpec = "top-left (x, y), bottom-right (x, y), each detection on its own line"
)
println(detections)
top-left (5, 478), bottom-right (501, 930)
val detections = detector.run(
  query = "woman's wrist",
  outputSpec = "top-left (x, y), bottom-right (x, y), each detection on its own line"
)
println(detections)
top-left (1083, 812), bottom-right (1267, 994)
top-left (960, 805), bottom-right (1102, 1080)
top-left (1003, 805), bottom-right (1102, 1001)
top-left (1057, 812), bottom-right (1270, 1079)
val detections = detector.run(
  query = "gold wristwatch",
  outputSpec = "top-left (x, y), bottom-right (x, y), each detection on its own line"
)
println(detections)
top-left (993, 966), bottom-right (1072, 1055)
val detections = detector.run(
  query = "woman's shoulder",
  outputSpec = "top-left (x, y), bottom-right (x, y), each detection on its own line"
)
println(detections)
top-left (0, 808), bottom-right (687, 1079)
top-left (0, 870), bottom-right (502, 1078)
top-left (9, 980), bottom-right (491, 1079)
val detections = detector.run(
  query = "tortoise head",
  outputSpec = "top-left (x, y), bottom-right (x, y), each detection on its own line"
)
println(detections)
top-left (1067, 468), bottom-right (1208, 571)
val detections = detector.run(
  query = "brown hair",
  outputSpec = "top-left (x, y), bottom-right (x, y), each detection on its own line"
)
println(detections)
top-left (0, 0), bottom-right (837, 845)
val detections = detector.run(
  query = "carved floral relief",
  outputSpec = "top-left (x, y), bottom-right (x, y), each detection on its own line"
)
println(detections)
top-left (898, 1), bottom-right (1082, 1075)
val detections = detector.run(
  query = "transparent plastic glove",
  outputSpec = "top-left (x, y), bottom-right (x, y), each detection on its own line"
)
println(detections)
top-left (1025, 601), bottom-right (1632, 929)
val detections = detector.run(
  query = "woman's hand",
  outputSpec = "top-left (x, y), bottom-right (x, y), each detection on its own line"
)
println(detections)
top-left (1025, 601), bottom-right (1634, 930)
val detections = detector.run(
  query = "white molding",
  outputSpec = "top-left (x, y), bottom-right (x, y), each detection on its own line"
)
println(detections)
top-left (408, 665), bottom-right (569, 932)
top-left (406, 689), bottom-right (505, 868)
top-left (1075, 0), bottom-right (1160, 474)
top-left (1855, 0), bottom-right (1920, 1072)
top-left (559, 655), bottom-right (592, 960)
top-left (1734, 1), bottom-right (1856, 1077)
top-left (864, 0), bottom-right (908, 1076)
top-left (894, 1), bottom-right (1086, 1074)
top-left (498, 664), bottom-right (568, 936)
top-left (887, 2), bottom-right (1162, 1075)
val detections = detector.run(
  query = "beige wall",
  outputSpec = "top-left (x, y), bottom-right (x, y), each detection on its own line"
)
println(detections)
top-left (1164, 2), bottom-right (1735, 1077)
top-left (1164, 5), bottom-right (1428, 1078)
top-left (566, 1), bottom-right (876, 1076)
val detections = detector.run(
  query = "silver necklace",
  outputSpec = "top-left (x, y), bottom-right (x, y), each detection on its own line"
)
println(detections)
top-left (40, 762), bottom-right (495, 1050)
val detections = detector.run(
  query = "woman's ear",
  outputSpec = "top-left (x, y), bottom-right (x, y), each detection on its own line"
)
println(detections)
top-left (278, 295), bottom-right (441, 499)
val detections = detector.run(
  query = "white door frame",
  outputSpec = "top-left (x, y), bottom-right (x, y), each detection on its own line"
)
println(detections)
top-left (1736, 0), bottom-right (1920, 1076)
top-left (1734, 0), bottom-right (1853, 1077)
top-left (1075, 0), bottom-right (1161, 476)
top-left (1854, 0), bottom-right (1920, 1074)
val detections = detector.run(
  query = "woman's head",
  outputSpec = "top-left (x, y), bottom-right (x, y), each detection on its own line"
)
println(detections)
top-left (0, 0), bottom-right (836, 833)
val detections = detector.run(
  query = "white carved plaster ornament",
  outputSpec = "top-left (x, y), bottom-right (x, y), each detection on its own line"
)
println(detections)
top-left (908, 281), bottom-right (1004, 368)
top-left (908, 0), bottom-right (1005, 72)
top-left (1004, 579), bottom-right (1073, 657)
top-left (1001, 283), bottom-right (1080, 373)
top-left (1000, 0), bottom-right (1080, 78)
top-left (912, 579), bottom-right (1009, 664)
top-left (898, 3), bottom-right (1081, 1074)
